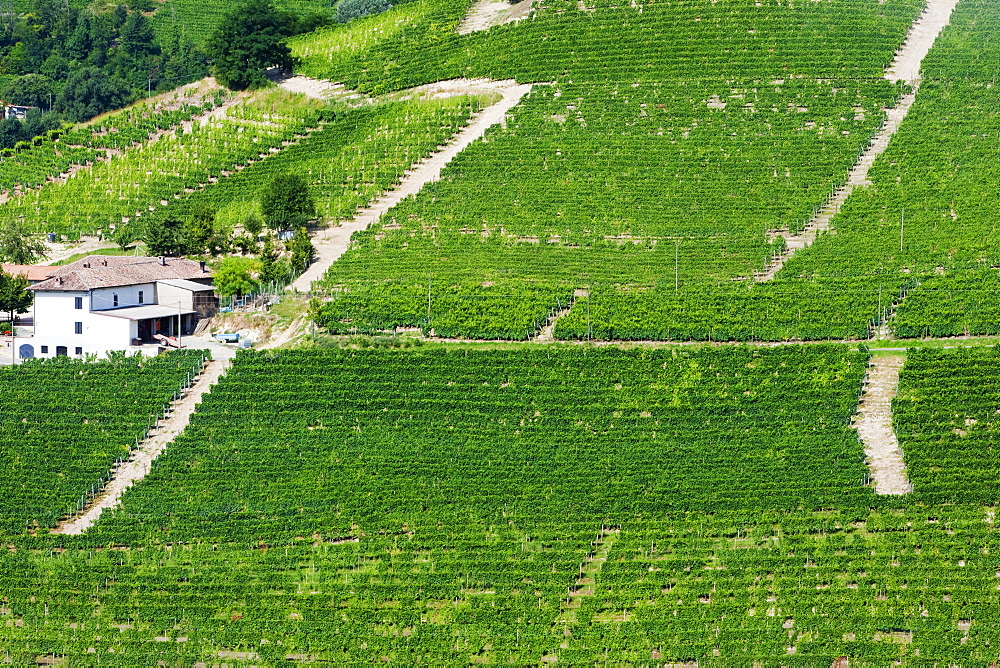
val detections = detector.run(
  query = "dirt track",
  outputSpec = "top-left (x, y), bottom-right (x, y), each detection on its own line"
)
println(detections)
top-left (290, 79), bottom-right (533, 293)
top-left (756, 0), bottom-right (960, 282)
top-left (51, 358), bottom-right (230, 535)
top-left (853, 355), bottom-right (913, 495)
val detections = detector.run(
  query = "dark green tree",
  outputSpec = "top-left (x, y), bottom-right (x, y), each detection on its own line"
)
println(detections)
top-left (0, 269), bottom-right (33, 325)
top-left (260, 172), bottom-right (315, 229)
top-left (64, 13), bottom-right (93, 61)
top-left (0, 221), bottom-right (47, 264)
top-left (184, 203), bottom-right (216, 254)
top-left (206, 0), bottom-right (293, 90)
top-left (144, 216), bottom-right (187, 257)
top-left (1, 73), bottom-right (55, 108)
top-left (56, 66), bottom-right (128, 122)
top-left (119, 11), bottom-right (155, 58)
top-left (0, 118), bottom-right (24, 150)
top-left (289, 226), bottom-right (315, 274)
top-left (258, 234), bottom-right (283, 285)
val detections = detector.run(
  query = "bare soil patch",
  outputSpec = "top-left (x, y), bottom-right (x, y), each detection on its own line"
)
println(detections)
top-left (852, 355), bottom-right (913, 495)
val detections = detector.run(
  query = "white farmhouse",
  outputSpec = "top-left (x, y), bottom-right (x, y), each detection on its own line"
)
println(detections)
top-left (24, 255), bottom-right (217, 360)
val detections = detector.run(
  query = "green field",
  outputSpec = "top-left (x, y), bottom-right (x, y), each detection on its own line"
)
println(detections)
top-left (0, 346), bottom-right (997, 662)
top-left (0, 351), bottom-right (206, 536)
top-left (3, 0), bottom-right (1000, 662)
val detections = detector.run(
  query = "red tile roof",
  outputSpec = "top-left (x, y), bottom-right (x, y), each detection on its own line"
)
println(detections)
top-left (30, 255), bottom-right (212, 292)
top-left (2, 264), bottom-right (56, 282)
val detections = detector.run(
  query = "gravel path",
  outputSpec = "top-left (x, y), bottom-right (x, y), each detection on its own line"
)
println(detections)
top-left (42, 237), bottom-right (117, 265)
top-left (51, 358), bottom-right (231, 535)
top-left (458, 0), bottom-right (533, 34)
top-left (271, 72), bottom-right (371, 104)
top-left (853, 355), bottom-right (913, 495)
top-left (755, 0), bottom-right (959, 282)
top-left (290, 79), bottom-right (533, 293)
top-left (534, 306), bottom-right (572, 342)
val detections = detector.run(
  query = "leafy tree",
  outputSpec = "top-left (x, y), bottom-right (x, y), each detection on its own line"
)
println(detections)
top-left (335, 0), bottom-right (391, 23)
top-left (243, 214), bottom-right (263, 238)
top-left (0, 269), bottom-right (33, 324)
top-left (119, 11), bottom-right (155, 58)
top-left (289, 226), bottom-right (316, 274)
top-left (214, 256), bottom-right (262, 297)
top-left (0, 221), bottom-right (47, 264)
top-left (1, 73), bottom-right (55, 109)
top-left (232, 233), bottom-right (258, 256)
top-left (184, 203), bottom-right (217, 254)
top-left (65, 13), bottom-right (93, 61)
top-left (258, 234), bottom-right (283, 285)
top-left (206, 0), bottom-right (293, 90)
top-left (113, 225), bottom-right (138, 252)
top-left (0, 118), bottom-right (23, 150)
top-left (56, 66), bottom-right (128, 122)
top-left (144, 216), bottom-right (187, 257)
top-left (39, 53), bottom-right (68, 85)
top-left (260, 172), bottom-right (315, 229)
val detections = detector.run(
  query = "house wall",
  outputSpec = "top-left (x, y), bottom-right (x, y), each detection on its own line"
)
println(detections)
top-left (90, 283), bottom-right (156, 312)
top-left (32, 291), bottom-right (138, 359)
top-left (156, 283), bottom-right (196, 312)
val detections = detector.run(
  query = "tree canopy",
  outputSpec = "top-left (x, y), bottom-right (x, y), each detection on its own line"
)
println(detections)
top-left (56, 66), bottom-right (129, 123)
top-left (260, 172), bottom-right (315, 229)
top-left (289, 226), bottom-right (316, 274)
top-left (0, 221), bottom-right (47, 265)
top-left (215, 256), bottom-right (262, 297)
top-left (206, 0), bottom-right (294, 90)
top-left (144, 217), bottom-right (187, 257)
top-left (0, 269), bottom-right (33, 324)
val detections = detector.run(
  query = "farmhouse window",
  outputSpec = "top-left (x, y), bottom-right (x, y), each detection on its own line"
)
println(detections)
top-left (40, 346), bottom-right (48, 353)
top-left (74, 297), bottom-right (82, 309)
top-left (74, 322), bottom-right (83, 334)
top-left (138, 290), bottom-right (144, 304)
top-left (113, 294), bottom-right (118, 307)
top-left (75, 347), bottom-right (83, 355)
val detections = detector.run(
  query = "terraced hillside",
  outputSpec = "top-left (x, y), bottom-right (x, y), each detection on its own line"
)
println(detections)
top-left (291, 0), bottom-right (939, 341)
top-left (779, 0), bottom-right (1000, 339)
top-left (0, 345), bottom-right (999, 662)
top-left (0, 86), bottom-right (485, 240)
top-left (0, 351), bottom-right (205, 536)
top-left (4, 0), bottom-right (1000, 663)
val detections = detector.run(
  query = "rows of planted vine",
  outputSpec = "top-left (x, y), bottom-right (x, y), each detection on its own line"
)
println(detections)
top-left (1, 347), bottom-right (998, 662)
top-left (0, 350), bottom-right (206, 535)
top-left (90, 346), bottom-right (873, 544)
top-left (145, 94), bottom-right (484, 228)
top-left (893, 347), bottom-right (1000, 504)
top-left (312, 79), bottom-right (904, 339)
top-left (291, 0), bottom-right (921, 92)
top-left (0, 89), bottom-right (328, 235)
top-left (0, 86), bottom-right (229, 194)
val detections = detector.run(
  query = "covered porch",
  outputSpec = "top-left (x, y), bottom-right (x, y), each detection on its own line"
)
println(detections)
top-left (97, 304), bottom-right (198, 347)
